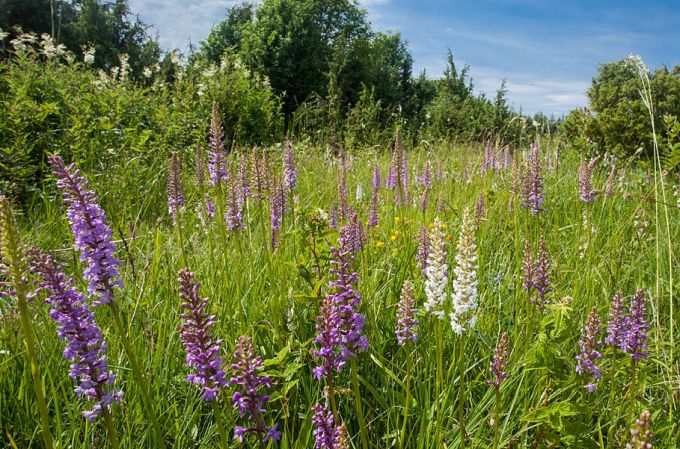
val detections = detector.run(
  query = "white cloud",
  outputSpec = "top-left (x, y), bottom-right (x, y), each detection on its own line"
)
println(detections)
top-left (130, 0), bottom-right (245, 50)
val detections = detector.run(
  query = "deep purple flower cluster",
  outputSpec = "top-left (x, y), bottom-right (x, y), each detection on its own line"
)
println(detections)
top-left (313, 292), bottom-right (344, 378)
top-left (605, 290), bottom-right (650, 362)
top-left (522, 142), bottom-right (544, 214)
top-left (30, 249), bottom-right (122, 421)
top-left (575, 306), bottom-right (603, 392)
top-left (396, 280), bottom-right (418, 345)
top-left (231, 336), bottom-right (280, 443)
top-left (208, 103), bottom-right (229, 186)
top-left (313, 237), bottom-right (367, 380)
top-left (177, 269), bottom-right (227, 401)
top-left (167, 152), bottom-right (185, 223)
top-left (312, 403), bottom-right (338, 449)
top-left (625, 289), bottom-right (649, 361)
top-left (521, 237), bottom-right (553, 307)
top-left (605, 291), bottom-right (627, 349)
top-left (49, 155), bottom-right (122, 306)
top-left (488, 332), bottom-right (509, 390)
top-left (416, 226), bottom-right (430, 275)
top-left (283, 139), bottom-right (297, 192)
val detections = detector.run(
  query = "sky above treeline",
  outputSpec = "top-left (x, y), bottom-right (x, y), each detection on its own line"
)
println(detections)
top-left (129, 0), bottom-right (680, 116)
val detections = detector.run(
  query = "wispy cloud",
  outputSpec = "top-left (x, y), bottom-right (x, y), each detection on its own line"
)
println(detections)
top-left (130, 0), bottom-right (244, 50)
top-left (129, 0), bottom-right (680, 114)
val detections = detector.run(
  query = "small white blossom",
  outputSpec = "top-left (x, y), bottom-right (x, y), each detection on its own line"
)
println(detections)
top-left (83, 46), bottom-right (96, 65)
top-left (118, 53), bottom-right (130, 82)
top-left (39, 33), bottom-right (65, 58)
top-left (202, 66), bottom-right (216, 78)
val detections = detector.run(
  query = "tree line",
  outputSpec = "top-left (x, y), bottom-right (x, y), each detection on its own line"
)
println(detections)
top-left (2, 0), bottom-right (679, 158)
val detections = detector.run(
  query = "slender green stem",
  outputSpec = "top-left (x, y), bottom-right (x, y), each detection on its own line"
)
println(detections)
top-left (400, 343), bottom-right (412, 449)
top-left (211, 401), bottom-right (228, 449)
top-left (350, 357), bottom-right (369, 449)
top-left (458, 335), bottom-right (467, 449)
top-left (606, 349), bottom-right (618, 447)
top-left (17, 298), bottom-right (55, 449)
top-left (493, 389), bottom-right (501, 449)
top-left (434, 319), bottom-right (443, 446)
top-left (629, 360), bottom-right (638, 402)
top-left (109, 302), bottom-right (166, 449)
top-left (327, 371), bottom-right (338, 423)
top-left (103, 408), bottom-right (120, 449)
top-left (174, 218), bottom-right (187, 269)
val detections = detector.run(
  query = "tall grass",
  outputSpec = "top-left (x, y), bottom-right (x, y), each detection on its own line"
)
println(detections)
top-left (1, 133), bottom-right (677, 448)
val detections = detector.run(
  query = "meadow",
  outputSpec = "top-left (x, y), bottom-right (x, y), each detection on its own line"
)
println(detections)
top-left (0, 32), bottom-right (678, 449)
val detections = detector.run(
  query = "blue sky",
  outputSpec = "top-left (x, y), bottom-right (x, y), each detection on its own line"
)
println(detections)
top-left (128, 0), bottom-right (680, 115)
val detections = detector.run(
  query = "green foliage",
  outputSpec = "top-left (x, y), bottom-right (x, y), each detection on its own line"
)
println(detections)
top-left (196, 2), bottom-right (254, 64)
top-left (661, 115), bottom-right (680, 170)
top-left (424, 51), bottom-right (524, 144)
top-left (582, 58), bottom-right (680, 157)
top-left (344, 85), bottom-right (391, 149)
top-left (238, 0), bottom-right (368, 115)
top-left (1, 0), bottom-right (161, 79)
top-left (0, 44), bottom-right (282, 203)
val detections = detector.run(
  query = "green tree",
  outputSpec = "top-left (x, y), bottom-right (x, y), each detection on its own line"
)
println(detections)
top-left (197, 2), bottom-right (254, 64)
top-left (64, 0), bottom-right (160, 77)
top-left (239, 0), bottom-right (369, 116)
top-left (585, 58), bottom-right (680, 156)
top-left (1, 0), bottom-right (161, 79)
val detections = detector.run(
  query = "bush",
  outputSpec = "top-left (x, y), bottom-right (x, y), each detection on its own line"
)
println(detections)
top-left (0, 39), bottom-right (283, 204)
